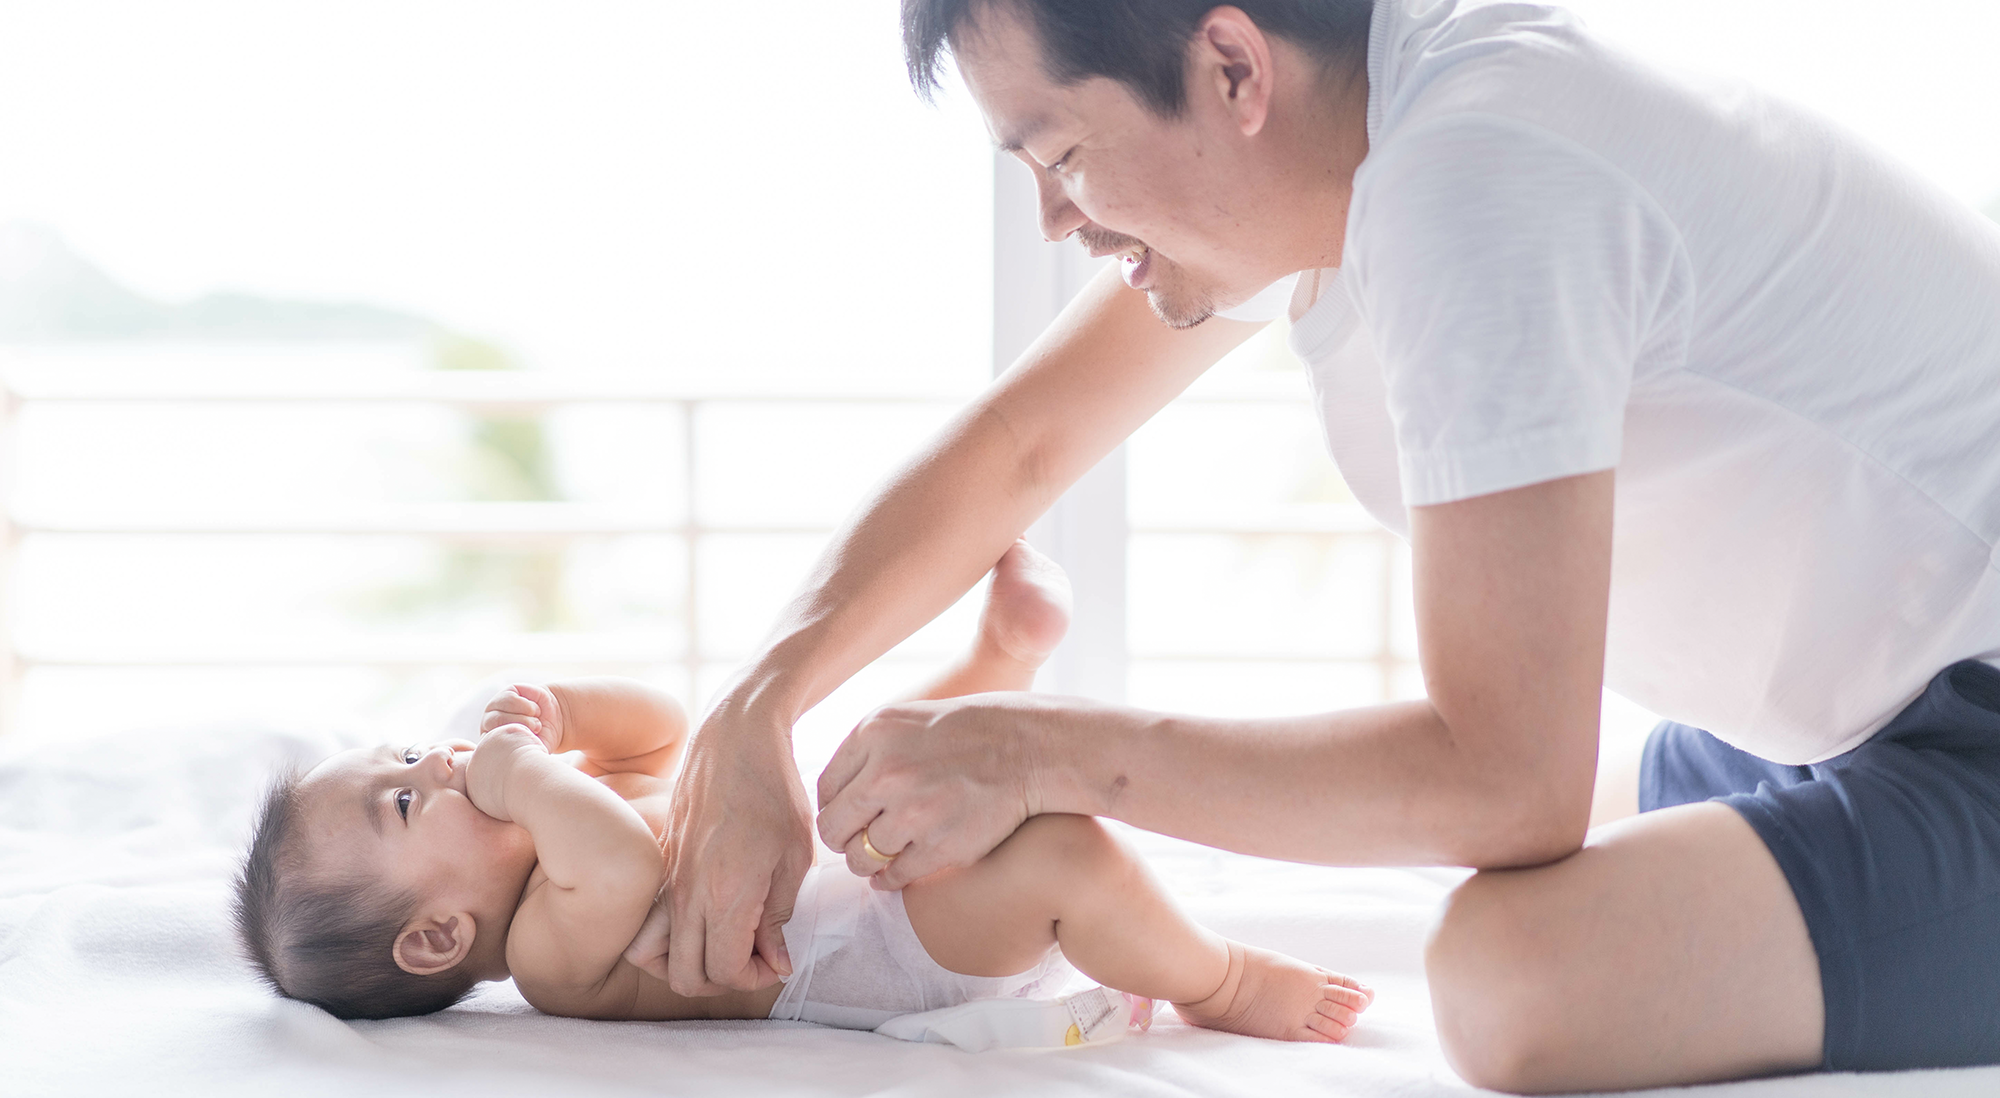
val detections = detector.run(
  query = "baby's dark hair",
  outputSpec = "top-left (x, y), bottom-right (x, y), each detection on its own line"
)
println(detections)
top-left (233, 767), bottom-right (478, 1019)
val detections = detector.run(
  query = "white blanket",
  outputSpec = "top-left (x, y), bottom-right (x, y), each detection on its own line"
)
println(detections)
top-left (4, 724), bottom-right (1996, 1097)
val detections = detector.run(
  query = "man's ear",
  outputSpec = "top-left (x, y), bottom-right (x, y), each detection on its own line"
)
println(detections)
top-left (393, 912), bottom-right (476, 976)
top-left (1197, 6), bottom-right (1276, 137)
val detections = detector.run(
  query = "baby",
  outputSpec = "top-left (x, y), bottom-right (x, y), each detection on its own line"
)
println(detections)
top-left (234, 542), bottom-right (1373, 1042)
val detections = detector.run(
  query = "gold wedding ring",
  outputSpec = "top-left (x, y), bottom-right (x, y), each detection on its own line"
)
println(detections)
top-left (860, 828), bottom-right (896, 863)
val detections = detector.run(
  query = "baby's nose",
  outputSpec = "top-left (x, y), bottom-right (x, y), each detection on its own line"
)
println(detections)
top-left (418, 745), bottom-right (457, 785)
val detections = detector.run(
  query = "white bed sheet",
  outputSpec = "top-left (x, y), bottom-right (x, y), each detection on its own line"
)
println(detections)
top-left (4, 723), bottom-right (1996, 1097)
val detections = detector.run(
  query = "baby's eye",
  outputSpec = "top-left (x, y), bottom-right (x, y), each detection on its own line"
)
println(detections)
top-left (395, 790), bottom-right (413, 820)
top-left (401, 746), bottom-right (420, 764)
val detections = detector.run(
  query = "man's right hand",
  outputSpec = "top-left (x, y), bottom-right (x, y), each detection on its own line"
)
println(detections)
top-left (649, 705), bottom-right (815, 996)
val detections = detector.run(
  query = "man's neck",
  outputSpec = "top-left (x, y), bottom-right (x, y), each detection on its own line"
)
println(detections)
top-left (1265, 55), bottom-right (1372, 271)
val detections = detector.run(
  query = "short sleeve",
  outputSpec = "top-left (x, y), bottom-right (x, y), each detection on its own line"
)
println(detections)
top-left (1346, 113), bottom-right (1689, 506)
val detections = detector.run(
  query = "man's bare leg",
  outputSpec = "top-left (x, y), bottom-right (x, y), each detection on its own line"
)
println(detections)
top-left (903, 813), bottom-right (1374, 1042)
top-left (1427, 802), bottom-right (1822, 1093)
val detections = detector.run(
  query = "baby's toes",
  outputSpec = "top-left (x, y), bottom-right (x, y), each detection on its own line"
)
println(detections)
top-left (1303, 1010), bottom-right (1351, 1042)
top-left (1316, 995), bottom-right (1361, 1030)
top-left (1325, 980), bottom-right (1372, 1015)
top-left (1322, 969), bottom-right (1375, 1007)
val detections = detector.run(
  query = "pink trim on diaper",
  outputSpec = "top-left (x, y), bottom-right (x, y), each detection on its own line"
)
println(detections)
top-left (1125, 993), bottom-right (1157, 1033)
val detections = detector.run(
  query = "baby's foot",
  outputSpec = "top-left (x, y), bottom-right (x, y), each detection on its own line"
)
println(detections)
top-left (1173, 942), bottom-right (1375, 1043)
top-left (976, 539), bottom-right (1072, 668)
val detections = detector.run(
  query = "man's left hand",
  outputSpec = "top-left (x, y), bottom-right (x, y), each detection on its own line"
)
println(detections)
top-left (815, 691), bottom-right (1064, 891)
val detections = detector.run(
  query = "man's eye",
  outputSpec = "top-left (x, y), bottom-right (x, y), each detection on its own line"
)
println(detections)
top-left (395, 790), bottom-right (413, 820)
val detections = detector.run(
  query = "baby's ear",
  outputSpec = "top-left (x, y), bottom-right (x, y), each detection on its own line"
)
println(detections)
top-left (393, 912), bottom-right (476, 976)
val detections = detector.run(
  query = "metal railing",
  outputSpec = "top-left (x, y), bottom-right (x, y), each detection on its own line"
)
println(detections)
top-left (0, 364), bottom-right (1414, 735)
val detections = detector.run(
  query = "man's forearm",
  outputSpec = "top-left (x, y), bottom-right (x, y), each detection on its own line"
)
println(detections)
top-left (1037, 472), bottom-right (1613, 870)
top-left (713, 269), bottom-right (1262, 735)
top-left (1041, 698), bottom-right (1594, 869)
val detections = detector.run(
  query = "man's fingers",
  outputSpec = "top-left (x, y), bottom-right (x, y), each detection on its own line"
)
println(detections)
top-left (752, 920), bottom-right (792, 981)
top-left (703, 906), bottom-right (773, 993)
top-left (872, 841), bottom-right (952, 891)
top-left (664, 902), bottom-right (720, 997)
top-left (816, 729), bottom-right (870, 810)
top-left (842, 827), bottom-right (892, 877)
top-left (754, 857), bottom-right (808, 979)
top-left (814, 771), bottom-right (881, 853)
top-left (665, 894), bottom-right (774, 996)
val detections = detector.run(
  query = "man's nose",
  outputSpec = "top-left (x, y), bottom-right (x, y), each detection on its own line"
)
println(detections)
top-left (1034, 171), bottom-right (1087, 244)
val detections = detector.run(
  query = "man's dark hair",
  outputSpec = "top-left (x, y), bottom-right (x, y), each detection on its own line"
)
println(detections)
top-left (903, 0), bottom-right (1375, 115)
top-left (233, 769), bottom-right (479, 1020)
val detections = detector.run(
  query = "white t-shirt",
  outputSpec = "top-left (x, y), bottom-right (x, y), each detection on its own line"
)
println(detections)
top-left (1273, 0), bottom-right (2000, 764)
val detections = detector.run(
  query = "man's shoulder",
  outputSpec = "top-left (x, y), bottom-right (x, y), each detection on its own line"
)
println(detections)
top-left (1372, 0), bottom-right (1698, 162)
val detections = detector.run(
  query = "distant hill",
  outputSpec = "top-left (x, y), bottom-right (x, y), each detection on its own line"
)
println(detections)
top-left (0, 222), bottom-right (431, 342)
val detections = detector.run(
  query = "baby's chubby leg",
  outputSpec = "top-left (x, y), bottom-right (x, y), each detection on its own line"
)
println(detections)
top-left (901, 814), bottom-right (1373, 1042)
top-left (896, 539), bottom-right (1072, 702)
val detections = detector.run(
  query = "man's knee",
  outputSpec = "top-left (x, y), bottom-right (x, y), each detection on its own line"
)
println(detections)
top-left (1425, 869), bottom-right (1578, 1094)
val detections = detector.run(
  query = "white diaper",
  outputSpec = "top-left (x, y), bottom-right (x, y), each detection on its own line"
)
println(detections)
top-left (768, 863), bottom-right (1074, 1031)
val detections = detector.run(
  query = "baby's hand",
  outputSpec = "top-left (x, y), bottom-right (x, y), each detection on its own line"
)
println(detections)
top-left (466, 723), bottom-right (550, 822)
top-left (482, 683), bottom-right (567, 753)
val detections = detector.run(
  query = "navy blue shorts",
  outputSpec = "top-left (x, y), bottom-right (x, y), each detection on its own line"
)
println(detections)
top-left (1640, 659), bottom-right (2000, 1072)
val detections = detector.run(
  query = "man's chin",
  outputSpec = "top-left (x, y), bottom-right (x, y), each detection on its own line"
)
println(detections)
top-left (1145, 288), bottom-right (1216, 330)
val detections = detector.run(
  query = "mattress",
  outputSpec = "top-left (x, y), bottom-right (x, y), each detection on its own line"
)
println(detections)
top-left (5, 721), bottom-right (1996, 1097)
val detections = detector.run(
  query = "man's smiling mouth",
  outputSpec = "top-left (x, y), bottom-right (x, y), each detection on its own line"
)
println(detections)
top-left (1117, 246), bottom-right (1152, 289)
top-left (1075, 227), bottom-right (1153, 289)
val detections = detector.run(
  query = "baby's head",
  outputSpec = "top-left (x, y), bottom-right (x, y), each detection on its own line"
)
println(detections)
top-left (233, 741), bottom-right (538, 1019)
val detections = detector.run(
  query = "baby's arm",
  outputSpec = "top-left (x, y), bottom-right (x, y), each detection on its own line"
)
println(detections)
top-left (467, 725), bottom-right (663, 1014)
top-left (482, 678), bottom-right (687, 779)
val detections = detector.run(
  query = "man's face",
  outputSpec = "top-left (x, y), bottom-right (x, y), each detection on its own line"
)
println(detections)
top-left (955, 4), bottom-right (1288, 328)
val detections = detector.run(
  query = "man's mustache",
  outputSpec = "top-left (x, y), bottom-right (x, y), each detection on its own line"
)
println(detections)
top-left (1075, 226), bottom-right (1146, 256)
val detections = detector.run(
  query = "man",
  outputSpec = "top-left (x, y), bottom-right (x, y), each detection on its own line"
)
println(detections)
top-left (636, 1), bottom-right (2000, 1090)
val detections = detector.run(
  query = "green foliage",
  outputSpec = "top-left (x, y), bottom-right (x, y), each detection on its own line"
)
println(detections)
top-left (350, 332), bottom-right (577, 633)
top-left (430, 334), bottom-right (563, 502)
top-left (353, 547), bottom-right (574, 633)
top-left (432, 334), bottom-right (517, 373)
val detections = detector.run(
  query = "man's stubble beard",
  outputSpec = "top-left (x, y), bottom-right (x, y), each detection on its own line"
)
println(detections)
top-left (1146, 279), bottom-right (1218, 330)
top-left (1071, 226), bottom-right (1217, 329)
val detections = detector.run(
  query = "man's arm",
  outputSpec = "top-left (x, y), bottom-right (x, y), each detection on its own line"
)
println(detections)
top-left (654, 266), bottom-right (1263, 996)
top-left (484, 678), bottom-right (688, 779)
top-left (465, 726), bottom-right (663, 1010)
top-left (817, 469), bottom-right (1613, 884)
